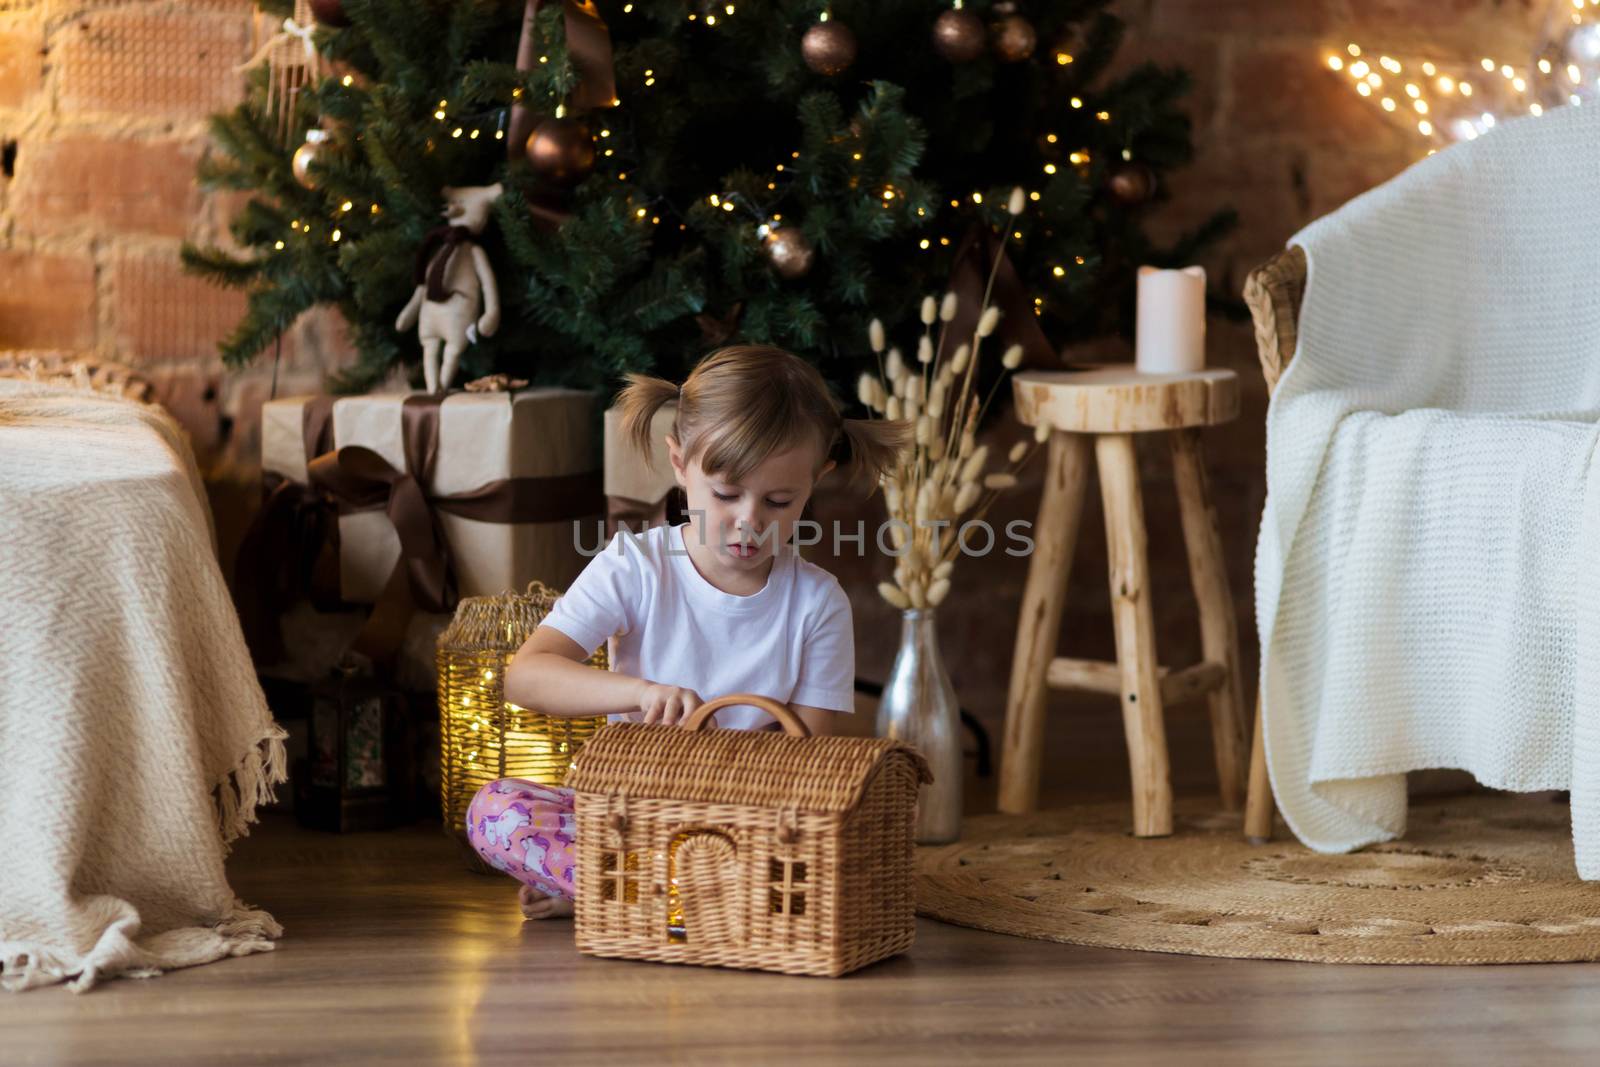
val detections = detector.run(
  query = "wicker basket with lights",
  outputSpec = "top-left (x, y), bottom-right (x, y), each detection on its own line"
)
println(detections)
top-left (436, 580), bottom-right (607, 866)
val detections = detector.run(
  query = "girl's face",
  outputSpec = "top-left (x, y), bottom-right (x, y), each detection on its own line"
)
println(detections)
top-left (666, 435), bottom-right (835, 576)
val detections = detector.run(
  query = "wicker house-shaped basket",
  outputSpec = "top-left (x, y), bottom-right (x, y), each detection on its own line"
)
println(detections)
top-left (565, 694), bottom-right (932, 977)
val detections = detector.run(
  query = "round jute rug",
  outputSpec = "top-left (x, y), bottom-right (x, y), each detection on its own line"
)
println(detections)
top-left (916, 793), bottom-right (1600, 964)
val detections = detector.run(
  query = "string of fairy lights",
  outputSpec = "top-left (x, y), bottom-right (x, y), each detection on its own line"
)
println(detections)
top-left (1327, 0), bottom-right (1600, 149)
top-left (275, 2), bottom-right (1105, 295)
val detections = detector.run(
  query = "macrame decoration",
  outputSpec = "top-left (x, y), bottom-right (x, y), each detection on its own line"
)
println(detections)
top-left (240, 0), bottom-right (324, 148)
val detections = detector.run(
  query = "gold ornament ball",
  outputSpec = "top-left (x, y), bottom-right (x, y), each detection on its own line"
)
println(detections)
top-left (1107, 162), bottom-right (1157, 205)
top-left (801, 21), bottom-right (858, 76)
top-left (991, 14), bottom-right (1036, 63)
top-left (763, 227), bottom-right (815, 279)
top-left (291, 137), bottom-right (326, 190)
top-left (526, 116), bottom-right (596, 184)
top-left (932, 9), bottom-right (985, 64)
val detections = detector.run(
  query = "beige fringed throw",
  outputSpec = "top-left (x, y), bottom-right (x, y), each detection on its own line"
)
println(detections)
top-left (0, 380), bottom-right (288, 992)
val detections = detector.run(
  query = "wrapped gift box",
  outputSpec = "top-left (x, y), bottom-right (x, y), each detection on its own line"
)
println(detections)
top-left (262, 389), bottom-right (602, 606)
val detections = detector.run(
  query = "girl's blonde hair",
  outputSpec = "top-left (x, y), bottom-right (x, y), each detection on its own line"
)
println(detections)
top-left (616, 344), bottom-right (911, 495)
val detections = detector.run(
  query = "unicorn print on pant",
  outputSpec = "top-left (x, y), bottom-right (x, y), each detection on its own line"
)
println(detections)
top-left (465, 778), bottom-right (578, 900)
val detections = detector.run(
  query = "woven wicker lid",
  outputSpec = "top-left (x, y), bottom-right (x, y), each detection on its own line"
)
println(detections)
top-left (565, 720), bottom-right (933, 815)
top-left (436, 581), bottom-right (563, 653)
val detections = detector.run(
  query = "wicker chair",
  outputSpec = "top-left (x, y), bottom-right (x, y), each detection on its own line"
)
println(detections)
top-left (1239, 244), bottom-right (1307, 842)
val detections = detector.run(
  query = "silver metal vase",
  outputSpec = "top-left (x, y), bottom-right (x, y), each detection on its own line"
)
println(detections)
top-left (876, 608), bottom-right (962, 844)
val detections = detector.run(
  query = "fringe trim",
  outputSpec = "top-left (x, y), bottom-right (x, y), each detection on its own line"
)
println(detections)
top-left (0, 944), bottom-right (77, 994)
top-left (216, 721), bottom-right (290, 853)
top-left (1, 899), bottom-right (281, 994)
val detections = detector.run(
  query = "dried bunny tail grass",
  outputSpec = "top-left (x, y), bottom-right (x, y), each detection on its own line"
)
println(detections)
top-left (1002, 344), bottom-right (1023, 369)
top-left (977, 307), bottom-right (1001, 338)
top-left (927, 577), bottom-right (952, 606)
top-left (878, 581), bottom-right (910, 609)
top-left (1033, 417), bottom-right (1053, 443)
top-left (858, 373), bottom-right (884, 411)
top-left (1007, 186), bottom-right (1025, 215)
top-left (917, 336), bottom-right (934, 363)
top-left (933, 560), bottom-right (954, 580)
top-left (940, 291), bottom-right (958, 322)
top-left (959, 445), bottom-right (989, 484)
top-left (885, 347), bottom-right (906, 383)
top-left (983, 473), bottom-right (1017, 490)
top-left (921, 296), bottom-right (938, 325)
top-left (950, 344), bottom-right (971, 374)
top-left (954, 481), bottom-right (980, 513)
top-left (869, 318), bottom-right (886, 353)
top-left (1008, 440), bottom-right (1028, 463)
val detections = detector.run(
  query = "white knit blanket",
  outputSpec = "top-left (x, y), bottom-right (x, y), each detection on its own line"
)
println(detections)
top-left (0, 380), bottom-right (287, 992)
top-left (1256, 101), bottom-right (1600, 878)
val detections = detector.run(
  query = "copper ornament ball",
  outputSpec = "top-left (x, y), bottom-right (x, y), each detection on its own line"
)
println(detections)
top-left (763, 227), bottom-right (815, 279)
top-left (1107, 162), bottom-right (1157, 204)
top-left (801, 20), bottom-right (858, 76)
top-left (932, 9), bottom-right (985, 64)
top-left (526, 117), bottom-right (596, 184)
top-left (991, 14), bottom-right (1036, 63)
top-left (308, 0), bottom-right (351, 28)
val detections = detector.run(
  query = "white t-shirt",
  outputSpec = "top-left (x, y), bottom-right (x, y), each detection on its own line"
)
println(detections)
top-left (540, 522), bottom-right (856, 730)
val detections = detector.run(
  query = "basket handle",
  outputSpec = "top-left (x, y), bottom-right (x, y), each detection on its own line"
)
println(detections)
top-left (683, 694), bottom-right (811, 738)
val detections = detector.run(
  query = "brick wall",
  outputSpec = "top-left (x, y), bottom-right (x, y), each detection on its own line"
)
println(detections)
top-left (0, 0), bottom-right (1555, 792)
top-left (0, 0), bottom-right (351, 485)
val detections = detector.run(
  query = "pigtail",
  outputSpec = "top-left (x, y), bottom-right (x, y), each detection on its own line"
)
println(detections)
top-left (615, 372), bottom-right (682, 459)
top-left (835, 416), bottom-right (915, 495)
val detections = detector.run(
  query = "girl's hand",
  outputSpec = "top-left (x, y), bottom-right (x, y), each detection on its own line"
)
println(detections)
top-left (637, 682), bottom-right (703, 726)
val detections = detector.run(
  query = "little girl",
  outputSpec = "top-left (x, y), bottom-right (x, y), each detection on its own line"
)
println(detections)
top-left (465, 344), bottom-right (911, 918)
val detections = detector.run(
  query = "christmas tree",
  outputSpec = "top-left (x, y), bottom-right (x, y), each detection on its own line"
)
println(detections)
top-left (184, 0), bottom-right (1234, 394)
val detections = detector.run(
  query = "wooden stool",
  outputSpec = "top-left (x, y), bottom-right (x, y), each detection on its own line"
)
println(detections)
top-left (1000, 367), bottom-right (1249, 837)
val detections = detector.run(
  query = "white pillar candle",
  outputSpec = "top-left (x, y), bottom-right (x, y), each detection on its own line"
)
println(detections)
top-left (1135, 265), bottom-right (1207, 374)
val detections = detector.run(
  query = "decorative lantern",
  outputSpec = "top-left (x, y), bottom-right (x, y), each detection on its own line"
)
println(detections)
top-left (437, 580), bottom-right (608, 868)
top-left (296, 663), bottom-right (416, 832)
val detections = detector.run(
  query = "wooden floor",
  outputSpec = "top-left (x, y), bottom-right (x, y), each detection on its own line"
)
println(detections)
top-left (4, 813), bottom-right (1600, 1066)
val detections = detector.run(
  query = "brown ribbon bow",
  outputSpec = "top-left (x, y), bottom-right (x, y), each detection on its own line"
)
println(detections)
top-left (941, 223), bottom-right (1058, 372)
top-left (506, 0), bottom-right (617, 162)
top-left (234, 396), bottom-right (339, 665)
top-left (306, 394), bottom-right (605, 661)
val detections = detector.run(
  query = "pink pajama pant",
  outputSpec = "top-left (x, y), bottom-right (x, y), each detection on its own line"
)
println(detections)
top-left (465, 779), bottom-right (578, 900)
